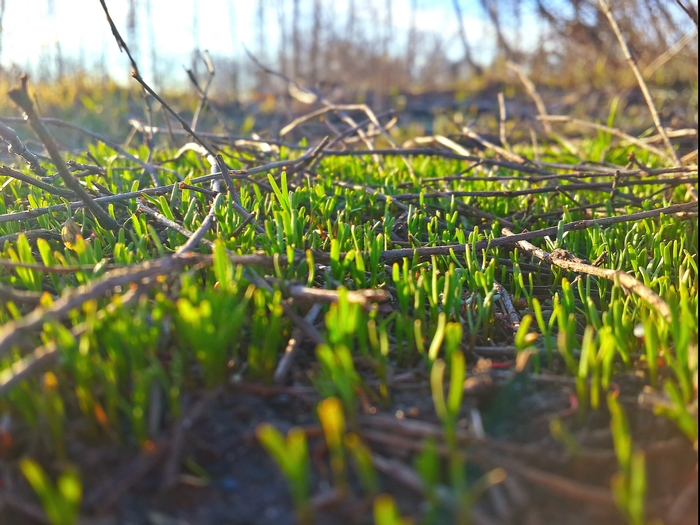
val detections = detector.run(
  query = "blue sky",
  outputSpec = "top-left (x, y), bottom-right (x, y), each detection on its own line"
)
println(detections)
top-left (0, 0), bottom-right (541, 88)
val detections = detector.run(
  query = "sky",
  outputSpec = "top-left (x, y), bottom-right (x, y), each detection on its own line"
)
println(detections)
top-left (0, 0), bottom-right (541, 88)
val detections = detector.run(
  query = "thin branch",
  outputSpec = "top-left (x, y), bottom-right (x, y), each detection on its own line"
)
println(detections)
top-left (494, 280), bottom-right (520, 330)
top-left (672, 0), bottom-right (699, 27)
top-left (377, 201), bottom-right (698, 263)
top-left (0, 229), bottom-right (62, 245)
top-left (273, 303), bottom-right (323, 384)
top-left (598, 0), bottom-right (683, 167)
top-left (435, 190), bottom-right (516, 228)
top-left (334, 181), bottom-right (410, 212)
top-left (0, 165), bottom-right (75, 197)
top-left (131, 73), bottom-right (217, 158)
top-left (137, 202), bottom-right (212, 248)
top-left (0, 121), bottom-right (48, 177)
top-left (0, 144), bottom-right (323, 225)
top-left (506, 61), bottom-right (581, 156)
top-left (0, 259), bottom-right (113, 274)
top-left (502, 229), bottom-right (672, 322)
top-left (0, 284), bottom-right (144, 396)
top-left (643, 28), bottom-right (698, 77)
top-left (506, 61), bottom-right (552, 134)
top-left (323, 110), bottom-right (396, 150)
top-left (98, 0), bottom-right (141, 76)
top-left (8, 76), bottom-right (120, 231)
top-left (187, 52), bottom-right (215, 133)
top-left (175, 190), bottom-right (222, 255)
top-left (0, 255), bottom-right (197, 359)
top-left (286, 283), bottom-right (389, 307)
top-left (0, 116), bottom-right (171, 182)
top-left (0, 285), bottom-right (43, 307)
top-left (213, 153), bottom-right (241, 204)
top-left (539, 115), bottom-right (674, 162)
top-left (461, 125), bottom-right (525, 164)
top-left (389, 177), bottom-right (697, 200)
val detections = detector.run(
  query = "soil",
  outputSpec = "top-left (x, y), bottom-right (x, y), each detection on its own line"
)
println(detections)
top-left (2, 357), bottom-right (696, 525)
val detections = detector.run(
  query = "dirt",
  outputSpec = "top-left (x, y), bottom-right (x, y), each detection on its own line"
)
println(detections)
top-left (2, 358), bottom-right (695, 525)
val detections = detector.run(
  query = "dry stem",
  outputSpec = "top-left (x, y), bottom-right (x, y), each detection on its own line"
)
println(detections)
top-left (502, 229), bottom-right (672, 322)
top-left (8, 76), bottom-right (120, 231)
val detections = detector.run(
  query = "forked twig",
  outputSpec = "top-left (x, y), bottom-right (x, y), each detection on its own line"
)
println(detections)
top-left (0, 121), bottom-right (48, 177)
top-left (0, 165), bottom-right (75, 197)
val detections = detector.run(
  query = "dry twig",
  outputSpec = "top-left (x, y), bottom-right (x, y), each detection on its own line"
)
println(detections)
top-left (8, 76), bottom-right (120, 231)
top-left (502, 229), bottom-right (672, 322)
top-left (598, 0), bottom-right (684, 170)
top-left (377, 201), bottom-right (697, 263)
top-left (0, 121), bottom-right (48, 177)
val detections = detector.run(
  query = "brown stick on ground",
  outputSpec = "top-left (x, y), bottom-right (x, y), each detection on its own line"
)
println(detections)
top-left (83, 441), bottom-right (169, 510)
top-left (1, 116), bottom-right (171, 181)
top-left (287, 284), bottom-right (389, 306)
top-left (0, 229), bottom-right (62, 245)
top-left (7, 76), bottom-right (121, 231)
top-left (0, 259), bottom-right (116, 274)
top-left (273, 303), bottom-right (323, 384)
top-left (388, 177), bottom-right (696, 200)
top-left (502, 229), bottom-right (672, 322)
top-left (0, 490), bottom-right (51, 524)
top-left (377, 200), bottom-right (697, 263)
top-left (0, 255), bottom-right (200, 360)
top-left (0, 285), bottom-right (44, 307)
top-left (494, 280), bottom-right (521, 331)
top-left (361, 428), bottom-right (617, 508)
top-left (175, 190), bottom-right (223, 255)
top-left (160, 390), bottom-right (216, 492)
top-left (0, 284), bottom-right (145, 396)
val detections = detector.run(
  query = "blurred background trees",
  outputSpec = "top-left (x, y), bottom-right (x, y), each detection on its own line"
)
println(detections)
top-left (0, 0), bottom-right (696, 98)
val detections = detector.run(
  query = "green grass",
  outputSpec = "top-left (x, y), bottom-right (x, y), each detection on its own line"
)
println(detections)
top-left (0, 122), bottom-right (697, 525)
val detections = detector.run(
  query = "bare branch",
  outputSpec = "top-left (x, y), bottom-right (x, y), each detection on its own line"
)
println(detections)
top-left (8, 76), bottom-right (120, 231)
